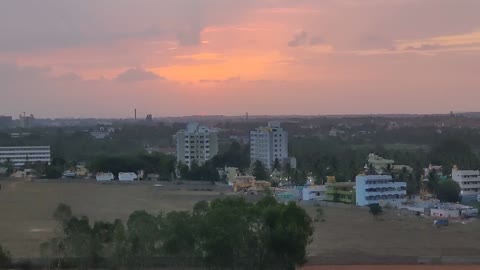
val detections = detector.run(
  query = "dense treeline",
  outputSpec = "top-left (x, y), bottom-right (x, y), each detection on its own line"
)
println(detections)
top-left (88, 153), bottom-right (176, 180)
top-left (291, 136), bottom-right (480, 182)
top-left (40, 198), bottom-right (313, 270)
top-left (0, 244), bottom-right (10, 268)
top-left (0, 123), bottom-right (179, 162)
top-left (3, 120), bottom-right (480, 186)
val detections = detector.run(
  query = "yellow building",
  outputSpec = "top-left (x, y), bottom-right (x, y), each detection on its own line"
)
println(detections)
top-left (232, 176), bottom-right (271, 192)
top-left (325, 176), bottom-right (356, 204)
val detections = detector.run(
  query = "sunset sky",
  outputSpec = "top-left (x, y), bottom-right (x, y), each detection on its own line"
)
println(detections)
top-left (1, 0), bottom-right (480, 118)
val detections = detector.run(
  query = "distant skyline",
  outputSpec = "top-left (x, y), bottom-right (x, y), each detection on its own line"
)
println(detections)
top-left (1, 0), bottom-right (480, 118)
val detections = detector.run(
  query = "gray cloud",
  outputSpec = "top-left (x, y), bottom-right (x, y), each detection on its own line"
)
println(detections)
top-left (309, 36), bottom-right (325, 45)
top-left (0, 0), bottom-right (265, 52)
top-left (356, 35), bottom-right (393, 50)
top-left (288, 31), bottom-right (325, 47)
top-left (403, 42), bottom-right (480, 52)
top-left (288, 30), bottom-right (308, 47)
top-left (0, 64), bottom-right (52, 85)
top-left (115, 68), bottom-right (164, 83)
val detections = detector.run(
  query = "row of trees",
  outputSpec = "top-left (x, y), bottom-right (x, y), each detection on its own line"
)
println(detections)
top-left (41, 198), bottom-right (313, 270)
top-left (0, 245), bottom-right (10, 268)
top-left (88, 153), bottom-right (176, 180)
top-left (177, 161), bottom-right (220, 182)
top-left (0, 157), bottom-right (73, 179)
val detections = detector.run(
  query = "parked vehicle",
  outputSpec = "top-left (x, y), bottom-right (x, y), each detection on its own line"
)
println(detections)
top-left (434, 219), bottom-right (449, 228)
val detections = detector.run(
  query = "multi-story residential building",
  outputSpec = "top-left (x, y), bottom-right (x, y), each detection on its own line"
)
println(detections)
top-left (19, 114), bottom-right (35, 129)
top-left (355, 175), bottom-right (407, 206)
top-left (175, 123), bottom-right (218, 168)
top-left (325, 181), bottom-right (356, 204)
top-left (0, 116), bottom-right (13, 129)
top-left (0, 146), bottom-right (51, 167)
top-left (367, 153), bottom-right (394, 174)
top-left (250, 121), bottom-right (288, 170)
top-left (452, 166), bottom-right (480, 202)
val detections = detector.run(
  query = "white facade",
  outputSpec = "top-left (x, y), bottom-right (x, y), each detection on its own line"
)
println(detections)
top-left (118, 172), bottom-right (137, 181)
top-left (452, 167), bottom-right (480, 198)
top-left (225, 167), bottom-right (239, 186)
top-left (367, 153), bottom-right (394, 174)
top-left (302, 186), bottom-right (326, 201)
top-left (250, 121), bottom-right (288, 170)
top-left (175, 123), bottom-right (218, 168)
top-left (96, 172), bottom-right (114, 181)
top-left (430, 208), bottom-right (461, 219)
top-left (356, 175), bottom-right (407, 206)
top-left (0, 146), bottom-right (51, 167)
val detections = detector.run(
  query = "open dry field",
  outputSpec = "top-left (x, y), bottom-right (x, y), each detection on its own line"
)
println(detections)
top-left (305, 203), bottom-right (480, 264)
top-left (0, 179), bottom-right (229, 258)
top-left (301, 266), bottom-right (480, 270)
top-left (1, 179), bottom-right (480, 265)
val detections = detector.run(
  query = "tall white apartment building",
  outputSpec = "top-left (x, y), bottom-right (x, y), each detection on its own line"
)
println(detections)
top-left (0, 146), bottom-right (51, 167)
top-left (250, 121), bottom-right (288, 170)
top-left (356, 175), bottom-right (407, 206)
top-left (452, 166), bottom-right (480, 202)
top-left (175, 123), bottom-right (218, 168)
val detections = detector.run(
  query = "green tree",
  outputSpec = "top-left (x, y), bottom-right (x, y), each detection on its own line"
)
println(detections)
top-left (294, 170), bottom-right (308, 186)
top-left (255, 198), bottom-right (313, 269)
top-left (198, 197), bottom-right (254, 269)
top-left (253, 160), bottom-right (269, 180)
top-left (430, 138), bottom-right (480, 170)
top-left (427, 172), bottom-right (440, 195)
top-left (2, 159), bottom-right (14, 176)
top-left (273, 158), bottom-right (281, 171)
top-left (0, 245), bottom-right (11, 269)
top-left (437, 180), bottom-right (461, 203)
top-left (368, 204), bottom-right (383, 218)
top-left (406, 173), bottom-right (419, 195)
top-left (177, 162), bottom-right (189, 179)
top-left (161, 211), bottom-right (197, 268)
top-left (126, 210), bottom-right (161, 267)
top-left (110, 220), bottom-right (129, 269)
top-left (211, 142), bottom-right (250, 171)
top-left (193, 200), bottom-right (209, 216)
top-left (186, 161), bottom-right (220, 182)
top-left (53, 203), bottom-right (73, 224)
top-left (63, 216), bottom-right (95, 268)
top-left (41, 195), bottom-right (314, 270)
top-left (283, 162), bottom-right (292, 182)
top-left (45, 165), bottom-right (63, 179)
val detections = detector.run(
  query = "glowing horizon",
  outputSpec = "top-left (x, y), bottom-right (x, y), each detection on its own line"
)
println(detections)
top-left (1, 0), bottom-right (480, 118)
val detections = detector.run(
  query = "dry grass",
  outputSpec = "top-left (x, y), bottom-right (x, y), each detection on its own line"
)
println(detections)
top-left (1, 180), bottom-right (480, 264)
top-left (301, 266), bottom-right (480, 270)
top-left (305, 203), bottom-right (480, 262)
top-left (0, 180), bottom-right (226, 258)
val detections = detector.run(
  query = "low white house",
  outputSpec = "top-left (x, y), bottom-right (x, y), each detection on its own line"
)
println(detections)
top-left (302, 186), bottom-right (326, 201)
top-left (118, 172), bottom-right (138, 181)
top-left (96, 172), bottom-right (114, 181)
top-left (430, 208), bottom-right (461, 219)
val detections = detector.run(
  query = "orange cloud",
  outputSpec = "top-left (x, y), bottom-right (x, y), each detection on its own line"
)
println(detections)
top-left (152, 51), bottom-right (286, 82)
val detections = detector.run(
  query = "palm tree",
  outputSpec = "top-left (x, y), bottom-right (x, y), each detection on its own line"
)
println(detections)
top-left (427, 171), bottom-right (439, 196)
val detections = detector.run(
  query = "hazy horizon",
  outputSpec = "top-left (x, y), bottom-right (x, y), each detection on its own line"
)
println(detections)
top-left (1, 0), bottom-right (480, 118)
